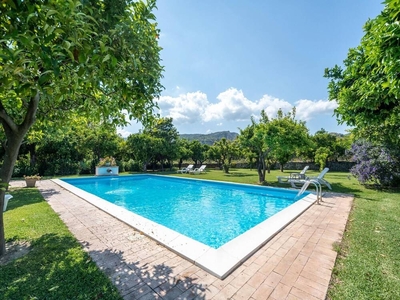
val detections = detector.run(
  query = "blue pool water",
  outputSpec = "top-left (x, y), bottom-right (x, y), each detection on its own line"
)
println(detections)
top-left (62, 175), bottom-right (306, 249)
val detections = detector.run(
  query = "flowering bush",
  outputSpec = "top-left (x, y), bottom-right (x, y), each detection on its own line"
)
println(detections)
top-left (347, 140), bottom-right (399, 186)
top-left (97, 156), bottom-right (117, 167)
top-left (24, 174), bottom-right (42, 180)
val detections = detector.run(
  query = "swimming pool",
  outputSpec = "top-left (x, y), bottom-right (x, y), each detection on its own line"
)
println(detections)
top-left (55, 175), bottom-right (316, 278)
top-left (62, 175), bottom-right (303, 248)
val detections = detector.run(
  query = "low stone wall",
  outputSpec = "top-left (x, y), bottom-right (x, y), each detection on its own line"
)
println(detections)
top-left (281, 161), bottom-right (355, 172)
top-left (177, 161), bottom-right (355, 172)
top-left (233, 161), bottom-right (355, 172)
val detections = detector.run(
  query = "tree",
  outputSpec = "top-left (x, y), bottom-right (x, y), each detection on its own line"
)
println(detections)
top-left (208, 144), bottom-right (223, 169)
top-left (314, 147), bottom-right (332, 171)
top-left (189, 140), bottom-right (209, 167)
top-left (176, 138), bottom-right (192, 169)
top-left (126, 133), bottom-right (161, 172)
top-left (239, 109), bottom-right (310, 182)
top-left (267, 108), bottom-right (310, 172)
top-left (0, 0), bottom-right (163, 256)
top-left (324, 1), bottom-right (400, 146)
top-left (81, 124), bottom-right (122, 165)
top-left (209, 138), bottom-right (240, 173)
top-left (143, 117), bottom-right (179, 171)
top-left (238, 112), bottom-right (271, 183)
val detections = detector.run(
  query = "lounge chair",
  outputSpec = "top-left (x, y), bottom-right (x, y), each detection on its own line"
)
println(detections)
top-left (177, 164), bottom-right (194, 174)
top-left (190, 165), bottom-right (207, 174)
top-left (3, 194), bottom-right (13, 212)
top-left (277, 166), bottom-right (309, 183)
top-left (289, 167), bottom-right (332, 190)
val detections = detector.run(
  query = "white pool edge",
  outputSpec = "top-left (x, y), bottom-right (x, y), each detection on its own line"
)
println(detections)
top-left (52, 177), bottom-right (316, 279)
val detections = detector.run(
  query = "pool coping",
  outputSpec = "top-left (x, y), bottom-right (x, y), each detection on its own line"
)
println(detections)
top-left (52, 176), bottom-right (317, 279)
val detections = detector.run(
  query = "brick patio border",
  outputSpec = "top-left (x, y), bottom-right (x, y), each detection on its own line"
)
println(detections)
top-left (11, 180), bottom-right (352, 299)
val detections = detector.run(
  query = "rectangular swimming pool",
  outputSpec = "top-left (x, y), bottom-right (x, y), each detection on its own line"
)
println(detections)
top-left (55, 175), bottom-right (316, 278)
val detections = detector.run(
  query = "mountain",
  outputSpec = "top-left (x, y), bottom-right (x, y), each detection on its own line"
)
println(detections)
top-left (180, 131), bottom-right (239, 145)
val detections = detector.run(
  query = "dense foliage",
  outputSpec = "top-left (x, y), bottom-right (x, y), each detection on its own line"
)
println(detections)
top-left (347, 140), bottom-right (400, 186)
top-left (0, 0), bottom-right (163, 256)
top-left (238, 109), bottom-right (311, 183)
top-left (325, 0), bottom-right (400, 146)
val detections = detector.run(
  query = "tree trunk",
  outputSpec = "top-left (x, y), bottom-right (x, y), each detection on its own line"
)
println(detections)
top-left (0, 134), bottom-right (33, 256)
top-left (257, 153), bottom-right (266, 183)
top-left (178, 158), bottom-right (183, 169)
top-left (160, 159), bottom-right (164, 172)
top-left (29, 143), bottom-right (37, 167)
top-left (0, 92), bottom-right (39, 257)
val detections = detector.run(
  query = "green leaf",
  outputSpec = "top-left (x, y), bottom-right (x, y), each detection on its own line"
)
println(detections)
top-left (102, 54), bottom-right (110, 63)
top-left (46, 10), bottom-right (58, 19)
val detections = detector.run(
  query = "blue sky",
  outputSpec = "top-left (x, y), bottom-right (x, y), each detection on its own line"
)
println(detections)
top-left (119, 0), bottom-right (384, 137)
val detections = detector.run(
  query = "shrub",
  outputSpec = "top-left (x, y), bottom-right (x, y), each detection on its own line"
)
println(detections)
top-left (347, 140), bottom-right (400, 186)
top-left (122, 159), bottom-right (141, 172)
top-left (315, 147), bottom-right (332, 171)
top-left (78, 160), bottom-right (93, 175)
top-left (12, 156), bottom-right (37, 177)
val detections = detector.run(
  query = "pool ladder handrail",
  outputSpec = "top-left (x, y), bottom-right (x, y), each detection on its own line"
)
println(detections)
top-left (296, 179), bottom-right (322, 205)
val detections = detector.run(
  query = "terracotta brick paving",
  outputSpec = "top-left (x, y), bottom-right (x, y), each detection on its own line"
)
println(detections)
top-left (10, 180), bottom-right (353, 299)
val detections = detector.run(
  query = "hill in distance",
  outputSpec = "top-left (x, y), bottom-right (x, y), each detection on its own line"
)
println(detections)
top-left (180, 131), bottom-right (239, 145)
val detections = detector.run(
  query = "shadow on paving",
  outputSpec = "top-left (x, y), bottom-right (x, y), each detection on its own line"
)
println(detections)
top-left (85, 242), bottom-right (208, 299)
top-left (38, 187), bottom-right (62, 200)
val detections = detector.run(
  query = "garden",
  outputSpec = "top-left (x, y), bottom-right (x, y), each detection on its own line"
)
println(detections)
top-left (1, 0), bottom-right (400, 299)
top-left (1, 169), bottom-right (399, 299)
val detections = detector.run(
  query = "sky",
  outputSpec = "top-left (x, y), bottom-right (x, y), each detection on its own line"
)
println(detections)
top-left (118, 0), bottom-right (384, 137)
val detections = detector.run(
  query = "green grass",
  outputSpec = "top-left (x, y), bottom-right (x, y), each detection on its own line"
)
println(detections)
top-left (2, 168), bottom-right (399, 299)
top-left (1, 188), bottom-right (122, 300)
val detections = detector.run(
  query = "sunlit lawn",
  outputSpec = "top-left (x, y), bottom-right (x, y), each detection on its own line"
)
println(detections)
top-left (0, 188), bottom-right (121, 300)
top-left (2, 168), bottom-right (399, 299)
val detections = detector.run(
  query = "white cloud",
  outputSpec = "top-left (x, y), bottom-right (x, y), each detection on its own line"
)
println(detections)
top-left (118, 88), bottom-right (339, 136)
top-left (203, 88), bottom-right (293, 122)
top-left (295, 99), bottom-right (338, 121)
top-left (254, 94), bottom-right (293, 119)
top-left (117, 128), bottom-right (132, 138)
top-left (155, 87), bottom-right (319, 124)
top-left (204, 88), bottom-right (253, 121)
top-left (156, 91), bottom-right (210, 124)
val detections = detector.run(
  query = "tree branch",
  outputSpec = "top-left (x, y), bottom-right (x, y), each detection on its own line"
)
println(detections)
top-left (0, 101), bottom-right (18, 133)
top-left (20, 91), bottom-right (40, 133)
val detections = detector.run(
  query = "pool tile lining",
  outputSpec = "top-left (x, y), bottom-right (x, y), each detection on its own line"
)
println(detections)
top-left (52, 177), bottom-right (316, 279)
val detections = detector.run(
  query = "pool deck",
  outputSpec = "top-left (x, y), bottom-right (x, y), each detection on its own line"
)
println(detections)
top-left (10, 179), bottom-right (353, 299)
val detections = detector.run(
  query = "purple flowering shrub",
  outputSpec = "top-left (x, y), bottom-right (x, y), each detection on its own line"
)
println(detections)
top-left (347, 140), bottom-right (400, 186)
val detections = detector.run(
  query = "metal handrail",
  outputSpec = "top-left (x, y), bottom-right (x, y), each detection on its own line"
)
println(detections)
top-left (296, 179), bottom-right (322, 204)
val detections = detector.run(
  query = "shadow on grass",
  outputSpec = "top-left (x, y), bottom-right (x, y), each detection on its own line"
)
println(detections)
top-left (1, 232), bottom-right (208, 299)
top-left (5, 188), bottom-right (46, 212)
top-left (273, 180), bottom-right (374, 199)
top-left (0, 234), bottom-right (121, 299)
top-left (222, 172), bottom-right (255, 178)
top-left (84, 242), bottom-right (208, 299)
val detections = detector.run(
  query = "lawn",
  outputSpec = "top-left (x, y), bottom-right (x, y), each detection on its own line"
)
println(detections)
top-left (0, 188), bottom-right (122, 300)
top-left (1, 168), bottom-right (399, 299)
